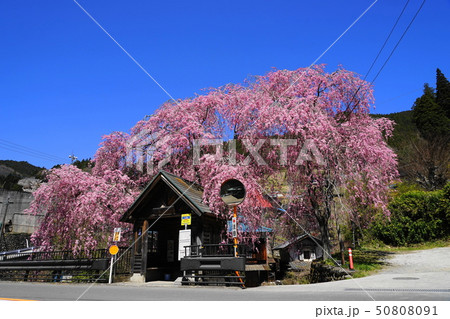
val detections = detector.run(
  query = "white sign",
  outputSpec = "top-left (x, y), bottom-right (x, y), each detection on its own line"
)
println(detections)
top-left (231, 217), bottom-right (237, 238)
top-left (113, 228), bottom-right (122, 242)
top-left (178, 229), bottom-right (191, 260)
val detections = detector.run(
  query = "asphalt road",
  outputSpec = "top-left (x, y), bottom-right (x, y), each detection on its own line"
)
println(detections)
top-left (1, 247), bottom-right (449, 301)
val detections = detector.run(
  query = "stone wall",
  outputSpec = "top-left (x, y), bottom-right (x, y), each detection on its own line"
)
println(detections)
top-left (309, 261), bottom-right (349, 283)
top-left (0, 233), bottom-right (31, 251)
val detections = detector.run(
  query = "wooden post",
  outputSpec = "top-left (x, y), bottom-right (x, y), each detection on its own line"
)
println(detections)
top-left (141, 220), bottom-right (149, 278)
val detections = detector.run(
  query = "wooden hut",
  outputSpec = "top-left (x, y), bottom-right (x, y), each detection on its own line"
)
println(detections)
top-left (121, 170), bottom-right (275, 286)
top-left (120, 170), bottom-right (224, 282)
top-left (273, 233), bottom-right (323, 267)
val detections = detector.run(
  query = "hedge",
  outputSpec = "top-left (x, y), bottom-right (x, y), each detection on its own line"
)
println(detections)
top-left (370, 183), bottom-right (450, 246)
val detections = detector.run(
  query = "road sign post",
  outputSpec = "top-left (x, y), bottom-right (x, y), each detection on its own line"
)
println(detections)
top-left (109, 245), bottom-right (119, 284)
top-left (220, 179), bottom-right (246, 288)
top-left (219, 179), bottom-right (246, 257)
top-left (232, 206), bottom-right (238, 257)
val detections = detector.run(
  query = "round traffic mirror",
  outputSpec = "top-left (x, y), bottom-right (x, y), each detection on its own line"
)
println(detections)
top-left (220, 179), bottom-right (246, 206)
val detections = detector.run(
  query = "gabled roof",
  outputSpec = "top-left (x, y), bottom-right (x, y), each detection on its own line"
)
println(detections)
top-left (161, 170), bottom-right (211, 214)
top-left (120, 170), bottom-right (210, 222)
top-left (273, 233), bottom-right (322, 250)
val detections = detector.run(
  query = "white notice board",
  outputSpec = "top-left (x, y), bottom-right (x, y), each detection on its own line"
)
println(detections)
top-left (178, 229), bottom-right (191, 260)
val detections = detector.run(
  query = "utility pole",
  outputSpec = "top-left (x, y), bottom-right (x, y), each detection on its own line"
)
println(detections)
top-left (0, 196), bottom-right (13, 251)
top-left (69, 154), bottom-right (78, 164)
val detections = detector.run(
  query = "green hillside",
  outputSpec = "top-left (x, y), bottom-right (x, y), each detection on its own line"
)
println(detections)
top-left (0, 160), bottom-right (44, 177)
top-left (0, 160), bottom-right (45, 191)
top-left (372, 110), bottom-right (419, 150)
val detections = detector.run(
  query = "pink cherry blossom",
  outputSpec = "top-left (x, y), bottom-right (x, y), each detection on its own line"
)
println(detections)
top-left (28, 65), bottom-right (398, 258)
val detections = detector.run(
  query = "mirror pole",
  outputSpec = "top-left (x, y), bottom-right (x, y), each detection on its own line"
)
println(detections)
top-left (233, 205), bottom-right (238, 257)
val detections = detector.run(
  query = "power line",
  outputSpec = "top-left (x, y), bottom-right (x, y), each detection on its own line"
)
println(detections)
top-left (72, 0), bottom-right (179, 106)
top-left (308, 0), bottom-right (379, 68)
top-left (370, 0), bottom-right (427, 84)
top-left (344, 0), bottom-right (426, 117)
top-left (0, 140), bottom-right (65, 162)
top-left (0, 138), bottom-right (67, 164)
top-left (363, 0), bottom-right (411, 81)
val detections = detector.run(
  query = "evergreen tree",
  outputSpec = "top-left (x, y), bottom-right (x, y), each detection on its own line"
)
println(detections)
top-left (412, 84), bottom-right (449, 141)
top-left (436, 68), bottom-right (450, 118)
top-left (73, 158), bottom-right (93, 171)
top-left (410, 70), bottom-right (450, 190)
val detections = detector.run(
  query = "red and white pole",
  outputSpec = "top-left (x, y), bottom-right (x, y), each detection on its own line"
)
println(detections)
top-left (233, 205), bottom-right (238, 257)
top-left (348, 248), bottom-right (354, 270)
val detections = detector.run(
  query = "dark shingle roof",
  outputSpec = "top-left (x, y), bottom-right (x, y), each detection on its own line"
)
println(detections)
top-left (120, 170), bottom-right (210, 222)
top-left (160, 171), bottom-right (211, 215)
top-left (273, 233), bottom-right (322, 250)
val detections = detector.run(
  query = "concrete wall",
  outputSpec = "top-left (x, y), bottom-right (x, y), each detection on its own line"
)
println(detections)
top-left (0, 189), bottom-right (43, 234)
top-left (12, 213), bottom-right (43, 233)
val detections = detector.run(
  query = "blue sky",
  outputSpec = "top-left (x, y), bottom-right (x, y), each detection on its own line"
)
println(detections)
top-left (1, 0), bottom-right (449, 169)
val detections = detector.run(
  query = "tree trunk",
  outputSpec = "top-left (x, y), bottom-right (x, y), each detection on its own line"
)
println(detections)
top-left (317, 214), bottom-right (331, 260)
top-left (308, 176), bottom-right (333, 261)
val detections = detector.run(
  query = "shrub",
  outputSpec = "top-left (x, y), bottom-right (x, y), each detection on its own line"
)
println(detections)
top-left (370, 183), bottom-right (450, 246)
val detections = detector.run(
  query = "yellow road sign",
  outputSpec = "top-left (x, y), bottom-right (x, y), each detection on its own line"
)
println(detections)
top-left (181, 213), bottom-right (191, 226)
top-left (109, 245), bottom-right (119, 255)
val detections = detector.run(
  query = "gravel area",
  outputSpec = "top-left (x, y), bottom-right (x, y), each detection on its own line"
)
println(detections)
top-left (382, 247), bottom-right (450, 274)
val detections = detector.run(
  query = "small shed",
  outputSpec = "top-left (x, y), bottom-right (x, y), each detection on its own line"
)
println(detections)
top-left (273, 233), bottom-right (323, 265)
top-left (120, 170), bottom-right (224, 282)
top-left (121, 170), bottom-right (276, 286)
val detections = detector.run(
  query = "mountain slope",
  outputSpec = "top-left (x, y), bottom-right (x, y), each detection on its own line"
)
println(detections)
top-left (0, 160), bottom-right (45, 191)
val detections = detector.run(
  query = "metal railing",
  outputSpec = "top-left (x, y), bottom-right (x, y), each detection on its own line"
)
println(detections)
top-left (0, 247), bottom-right (34, 261)
top-left (184, 244), bottom-right (249, 258)
top-left (0, 246), bottom-right (132, 283)
top-left (0, 248), bottom-right (110, 262)
top-left (114, 247), bottom-right (133, 275)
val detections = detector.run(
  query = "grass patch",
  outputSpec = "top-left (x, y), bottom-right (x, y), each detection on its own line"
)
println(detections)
top-left (361, 237), bottom-right (450, 253)
top-left (325, 249), bottom-right (391, 279)
top-left (350, 249), bottom-right (391, 278)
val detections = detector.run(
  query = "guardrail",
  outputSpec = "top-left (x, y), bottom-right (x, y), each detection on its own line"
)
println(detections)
top-left (0, 247), bottom-right (132, 283)
top-left (0, 247), bottom-right (35, 261)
